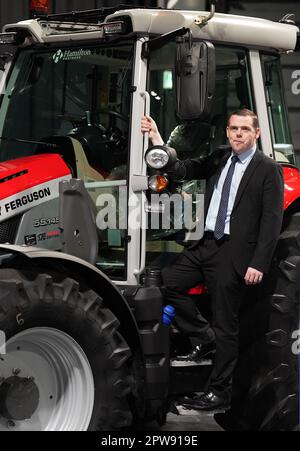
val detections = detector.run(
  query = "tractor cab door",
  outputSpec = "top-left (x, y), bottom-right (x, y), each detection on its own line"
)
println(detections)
top-left (145, 42), bottom-right (254, 269)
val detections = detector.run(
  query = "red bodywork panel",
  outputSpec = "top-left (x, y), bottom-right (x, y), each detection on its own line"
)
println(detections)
top-left (282, 165), bottom-right (300, 210)
top-left (0, 154), bottom-right (71, 200)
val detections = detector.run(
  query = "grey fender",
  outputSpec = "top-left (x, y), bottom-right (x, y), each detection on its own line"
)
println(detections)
top-left (0, 244), bottom-right (142, 353)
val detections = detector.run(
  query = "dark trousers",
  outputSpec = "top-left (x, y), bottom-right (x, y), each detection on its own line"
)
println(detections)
top-left (162, 236), bottom-right (247, 397)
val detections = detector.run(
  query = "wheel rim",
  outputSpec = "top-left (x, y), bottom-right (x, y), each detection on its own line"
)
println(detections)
top-left (0, 328), bottom-right (94, 431)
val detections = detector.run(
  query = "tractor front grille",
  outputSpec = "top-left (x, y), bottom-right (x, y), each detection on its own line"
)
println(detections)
top-left (0, 215), bottom-right (21, 244)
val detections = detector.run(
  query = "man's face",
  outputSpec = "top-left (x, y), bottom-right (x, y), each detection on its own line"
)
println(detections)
top-left (226, 114), bottom-right (260, 154)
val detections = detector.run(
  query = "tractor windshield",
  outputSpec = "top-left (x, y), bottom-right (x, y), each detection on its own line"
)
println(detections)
top-left (0, 43), bottom-right (133, 168)
top-left (0, 42), bottom-right (134, 279)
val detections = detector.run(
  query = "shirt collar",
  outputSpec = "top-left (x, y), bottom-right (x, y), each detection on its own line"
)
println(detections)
top-left (232, 146), bottom-right (256, 165)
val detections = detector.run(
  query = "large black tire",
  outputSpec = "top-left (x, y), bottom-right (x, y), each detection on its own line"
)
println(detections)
top-left (215, 212), bottom-right (299, 431)
top-left (0, 268), bottom-right (135, 431)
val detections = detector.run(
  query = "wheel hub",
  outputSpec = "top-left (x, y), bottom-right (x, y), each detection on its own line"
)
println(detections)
top-left (0, 376), bottom-right (39, 421)
top-left (0, 327), bottom-right (94, 430)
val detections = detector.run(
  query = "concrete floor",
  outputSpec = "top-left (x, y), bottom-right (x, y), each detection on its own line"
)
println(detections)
top-left (162, 408), bottom-right (224, 431)
top-left (146, 405), bottom-right (224, 431)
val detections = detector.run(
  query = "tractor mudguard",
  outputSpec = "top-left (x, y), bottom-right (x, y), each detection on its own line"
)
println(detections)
top-left (0, 244), bottom-right (141, 353)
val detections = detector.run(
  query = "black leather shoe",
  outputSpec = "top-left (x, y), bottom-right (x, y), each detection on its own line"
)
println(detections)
top-left (171, 341), bottom-right (215, 364)
top-left (182, 391), bottom-right (230, 411)
top-left (188, 342), bottom-right (216, 361)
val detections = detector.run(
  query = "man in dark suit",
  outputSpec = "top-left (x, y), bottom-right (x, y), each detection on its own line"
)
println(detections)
top-left (141, 109), bottom-right (284, 411)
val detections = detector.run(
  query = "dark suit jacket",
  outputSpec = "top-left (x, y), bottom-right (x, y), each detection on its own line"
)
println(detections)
top-left (172, 146), bottom-right (284, 276)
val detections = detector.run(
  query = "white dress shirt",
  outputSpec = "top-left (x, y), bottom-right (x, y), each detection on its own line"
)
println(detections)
top-left (205, 146), bottom-right (256, 235)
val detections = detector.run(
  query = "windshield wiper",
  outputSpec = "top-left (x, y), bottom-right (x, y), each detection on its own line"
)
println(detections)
top-left (0, 136), bottom-right (58, 149)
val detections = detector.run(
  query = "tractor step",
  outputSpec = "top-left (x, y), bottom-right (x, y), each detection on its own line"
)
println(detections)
top-left (171, 358), bottom-right (213, 367)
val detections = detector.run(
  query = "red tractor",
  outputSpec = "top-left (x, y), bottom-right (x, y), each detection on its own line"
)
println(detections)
top-left (0, 1), bottom-right (298, 430)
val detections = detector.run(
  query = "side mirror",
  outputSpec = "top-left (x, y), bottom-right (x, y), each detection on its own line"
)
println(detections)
top-left (176, 40), bottom-right (215, 121)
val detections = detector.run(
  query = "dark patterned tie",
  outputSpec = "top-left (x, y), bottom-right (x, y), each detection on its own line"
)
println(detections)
top-left (214, 155), bottom-right (240, 240)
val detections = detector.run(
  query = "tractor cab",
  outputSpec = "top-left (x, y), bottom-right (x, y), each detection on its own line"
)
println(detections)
top-left (0, 6), bottom-right (298, 284)
top-left (0, 3), bottom-right (299, 431)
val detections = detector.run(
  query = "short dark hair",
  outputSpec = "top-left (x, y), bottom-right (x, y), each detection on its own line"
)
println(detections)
top-left (228, 109), bottom-right (259, 129)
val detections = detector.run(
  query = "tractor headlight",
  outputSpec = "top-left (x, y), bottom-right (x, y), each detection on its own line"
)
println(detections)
top-left (145, 145), bottom-right (177, 170)
top-left (145, 147), bottom-right (169, 169)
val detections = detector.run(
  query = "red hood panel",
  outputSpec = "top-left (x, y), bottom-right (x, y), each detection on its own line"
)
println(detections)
top-left (0, 154), bottom-right (71, 200)
top-left (282, 165), bottom-right (300, 210)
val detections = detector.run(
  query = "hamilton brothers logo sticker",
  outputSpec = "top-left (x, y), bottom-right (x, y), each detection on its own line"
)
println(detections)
top-left (52, 48), bottom-right (92, 63)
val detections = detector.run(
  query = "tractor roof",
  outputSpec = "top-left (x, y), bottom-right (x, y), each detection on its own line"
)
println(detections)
top-left (3, 8), bottom-right (298, 53)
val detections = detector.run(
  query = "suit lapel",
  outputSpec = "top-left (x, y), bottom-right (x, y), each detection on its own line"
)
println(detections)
top-left (204, 150), bottom-right (231, 215)
top-left (232, 150), bottom-right (263, 212)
